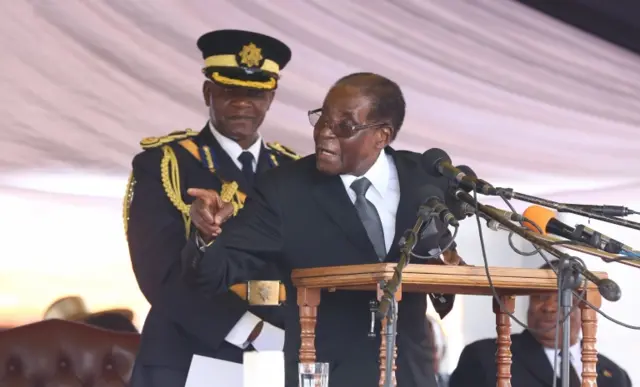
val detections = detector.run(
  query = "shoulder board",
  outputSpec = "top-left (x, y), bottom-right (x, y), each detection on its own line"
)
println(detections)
top-left (266, 142), bottom-right (301, 160)
top-left (140, 129), bottom-right (199, 150)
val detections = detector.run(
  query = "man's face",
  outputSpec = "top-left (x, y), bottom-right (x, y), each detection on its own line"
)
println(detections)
top-left (203, 81), bottom-right (274, 143)
top-left (527, 293), bottom-right (581, 348)
top-left (313, 84), bottom-right (391, 176)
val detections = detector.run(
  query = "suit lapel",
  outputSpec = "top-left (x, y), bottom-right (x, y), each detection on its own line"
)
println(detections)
top-left (595, 355), bottom-right (616, 387)
top-left (256, 144), bottom-right (273, 175)
top-left (386, 149), bottom-right (424, 261)
top-left (515, 330), bottom-right (556, 387)
top-left (310, 160), bottom-right (378, 262)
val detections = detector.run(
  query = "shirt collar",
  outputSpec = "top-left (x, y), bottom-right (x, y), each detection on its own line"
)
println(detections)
top-left (543, 341), bottom-right (581, 358)
top-left (340, 150), bottom-right (391, 197)
top-left (208, 121), bottom-right (263, 162)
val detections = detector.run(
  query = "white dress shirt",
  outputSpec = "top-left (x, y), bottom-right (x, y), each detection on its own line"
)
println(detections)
top-left (339, 150), bottom-right (400, 253)
top-left (209, 121), bottom-right (262, 172)
top-left (207, 123), bottom-right (284, 351)
top-left (544, 342), bottom-right (583, 380)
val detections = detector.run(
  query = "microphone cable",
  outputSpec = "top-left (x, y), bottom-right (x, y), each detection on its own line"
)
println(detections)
top-left (409, 225), bottom-right (459, 260)
top-left (469, 186), bottom-right (582, 336)
top-left (495, 190), bottom-right (640, 330)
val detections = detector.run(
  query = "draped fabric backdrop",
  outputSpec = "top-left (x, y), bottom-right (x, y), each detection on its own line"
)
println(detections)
top-left (0, 0), bottom-right (638, 382)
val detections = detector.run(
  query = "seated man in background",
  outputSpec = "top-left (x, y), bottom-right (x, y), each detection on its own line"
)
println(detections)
top-left (449, 260), bottom-right (631, 387)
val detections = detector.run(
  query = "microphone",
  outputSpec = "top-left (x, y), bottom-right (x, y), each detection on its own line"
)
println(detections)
top-left (380, 185), bottom-right (458, 320)
top-left (421, 149), bottom-right (496, 195)
top-left (420, 186), bottom-right (458, 227)
top-left (562, 204), bottom-right (638, 218)
top-left (522, 205), bottom-right (634, 254)
top-left (449, 186), bottom-right (526, 223)
top-left (570, 262), bottom-right (622, 302)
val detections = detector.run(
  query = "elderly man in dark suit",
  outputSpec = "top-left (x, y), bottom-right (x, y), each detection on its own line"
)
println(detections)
top-left (182, 72), bottom-right (465, 387)
top-left (449, 260), bottom-right (631, 387)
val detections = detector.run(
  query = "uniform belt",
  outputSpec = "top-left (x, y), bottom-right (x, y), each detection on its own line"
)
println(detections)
top-left (229, 281), bottom-right (286, 306)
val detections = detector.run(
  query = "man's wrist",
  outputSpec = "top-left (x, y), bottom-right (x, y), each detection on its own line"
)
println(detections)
top-left (195, 232), bottom-right (214, 251)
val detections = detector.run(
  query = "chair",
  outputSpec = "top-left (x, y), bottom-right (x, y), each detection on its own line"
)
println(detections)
top-left (0, 319), bottom-right (139, 386)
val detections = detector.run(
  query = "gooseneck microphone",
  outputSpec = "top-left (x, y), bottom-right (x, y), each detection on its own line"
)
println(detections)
top-left (523, 205), bottom-right (634, 255)
top-left (562, 204), bottom-right (638, 218)
top-left (421, 148), bottom-right (496, 195)
top-left (421, 187), bottom-right (458, 227)
top-left (378, 185), bottom-right (456, 319)
top-left (522, 205), bottom-right (623, 302)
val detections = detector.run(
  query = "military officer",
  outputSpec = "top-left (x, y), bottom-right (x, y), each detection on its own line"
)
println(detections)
top-left (124, 29), bottom-right (299, 387)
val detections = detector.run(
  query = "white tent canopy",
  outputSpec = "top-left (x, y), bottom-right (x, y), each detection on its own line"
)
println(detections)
top-left (1, 0), bottom-right (639, 383)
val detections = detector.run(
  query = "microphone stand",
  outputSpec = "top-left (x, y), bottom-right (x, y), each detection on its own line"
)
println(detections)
top-left (377, 206), bottom-right (438, 387)
top-left (496, 188), bottom-right (640, 231)
top-left (454, 190), bottom-right (591, 387)
top-left (557, 257), bottom-right (582, 387)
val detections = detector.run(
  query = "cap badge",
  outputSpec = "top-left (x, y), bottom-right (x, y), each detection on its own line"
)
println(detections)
top-left (238, 42), bottom-right (263, 68)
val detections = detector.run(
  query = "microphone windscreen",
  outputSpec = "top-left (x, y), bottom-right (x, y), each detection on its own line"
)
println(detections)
top-left (421, 148), bottom-right (451, 175)
top-left (417, 184), bottom-right (445, 202)
top-left (445, 164), bottom-right (476, 219)
top-left (522, 205), bottom-right (556, 234)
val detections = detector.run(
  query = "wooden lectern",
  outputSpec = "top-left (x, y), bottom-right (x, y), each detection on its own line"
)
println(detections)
top-left (291, 263), bottom-right (604, 387)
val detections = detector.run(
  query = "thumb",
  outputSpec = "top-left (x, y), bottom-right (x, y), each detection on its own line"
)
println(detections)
top-left (214, 203), bottom-right (235, 225)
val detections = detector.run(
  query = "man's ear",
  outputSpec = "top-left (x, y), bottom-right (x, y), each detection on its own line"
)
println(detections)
top-left (203, 81), bottom-right (211, 107)
top-left (376, 126), bottom-right (393, 149)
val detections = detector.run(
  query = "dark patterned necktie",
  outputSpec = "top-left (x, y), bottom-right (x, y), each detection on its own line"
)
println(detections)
top-left (238, 151), bottom-right (255, 186)
top-left (351, 177), bottom-right (386, 260)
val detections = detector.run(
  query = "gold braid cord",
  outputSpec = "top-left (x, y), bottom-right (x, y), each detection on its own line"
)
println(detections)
top-left (122, 172), bottom-right (136, 237)
top-left (160, 145), bottom-right (192, 238)
top-left (220, 181), bottom-right (243, 216)
top-left (266, 142), bottom-right (301, 160)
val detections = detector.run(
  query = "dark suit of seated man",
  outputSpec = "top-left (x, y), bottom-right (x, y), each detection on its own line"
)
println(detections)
top-left (449, 260), bottom-right (631, 387)
top-left (182, 72), bottom-right (466, 387)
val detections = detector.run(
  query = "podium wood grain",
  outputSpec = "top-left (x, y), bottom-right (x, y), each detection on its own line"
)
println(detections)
top-left (291, 263), bottom-right (604, 387)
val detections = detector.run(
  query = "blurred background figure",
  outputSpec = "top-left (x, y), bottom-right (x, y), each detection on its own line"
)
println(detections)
top-left (427, 314), bottom-right (450, 386)
top-left (43, 296), bottom-right (138, 333)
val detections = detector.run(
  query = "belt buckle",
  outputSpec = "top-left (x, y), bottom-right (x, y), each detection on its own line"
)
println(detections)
top-left (247, 281), bottom-right (280, 306)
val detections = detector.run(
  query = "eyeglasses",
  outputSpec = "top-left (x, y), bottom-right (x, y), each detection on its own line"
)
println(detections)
top-left (308, 108), bottom-right (388, 138)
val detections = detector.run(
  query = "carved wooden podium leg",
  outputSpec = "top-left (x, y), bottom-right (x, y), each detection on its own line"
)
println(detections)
top-left (376, 285), bottom-right (402, 387)
top-left (297, 287), bottom-right (321, 363)
top-left (378, 317), bottom-right (398, 387)
top-left (492, 295), bottom-right (515, 387)
top-left (580, 292), bottom-right (599, 387)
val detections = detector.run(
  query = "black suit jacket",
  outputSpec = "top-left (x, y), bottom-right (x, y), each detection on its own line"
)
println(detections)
top-left (127, 124), bottom-right (296, 370)
top-left (189, 148), bottom-right (457, 387)
top-left (449, 330), bottom-right (632, 387)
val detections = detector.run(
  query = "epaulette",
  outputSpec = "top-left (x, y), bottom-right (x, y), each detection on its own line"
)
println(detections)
top-left (140, 129), bottom-right (199, 150)
top-left (266, 142), bottom-right (301, 160)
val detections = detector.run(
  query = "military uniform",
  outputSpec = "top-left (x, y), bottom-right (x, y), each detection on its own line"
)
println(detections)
top-left (124, 30), bottom-right (298, 387)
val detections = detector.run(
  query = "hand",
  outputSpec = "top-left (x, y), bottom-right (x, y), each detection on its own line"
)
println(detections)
top-left (187, 188), bottom-right (235, 243)
top-left (442, 250), bottom-right (466, 266)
